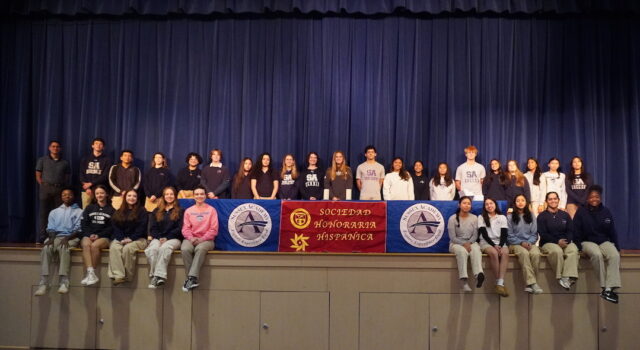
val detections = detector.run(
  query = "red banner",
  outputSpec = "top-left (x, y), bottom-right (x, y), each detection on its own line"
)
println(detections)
top-left (279, 201), bottom-right (387, 253)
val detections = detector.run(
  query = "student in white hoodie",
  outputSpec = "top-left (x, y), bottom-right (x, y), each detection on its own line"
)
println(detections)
top-left (383, 157), bottom-right (415, 200)
top-left (524, 157), bottom-right (547, 215)
top-left (542, 157), bottom-right (567, 210)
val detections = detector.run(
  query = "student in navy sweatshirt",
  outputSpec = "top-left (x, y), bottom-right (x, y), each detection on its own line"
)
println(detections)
top-left (482, 159), bottom-right (507, 201)
top-left (565, 156), bottom-right (593, 219)
top-left (232, 157), bottom-right (254, 199)
top-left (298, 152), bottom-right (324, 200)
top-left (201, 149), bottom-right (231, 199)
top-left (176, 152), bottom-right (203, 199)
top-left (79, 138), bottom-right (113, 208)
top-left (573, 185), bottom-right (621, 303)
top-left (143, 152), bottom-right (173, 212)
top-left (504, 160), bottom-right (531, 211)
top-left (80, 185), bottom-right (114, 287)
top-left (537, 191), bottom-right (579, 290)
top-left (278, 154), bottom-right (299, 200)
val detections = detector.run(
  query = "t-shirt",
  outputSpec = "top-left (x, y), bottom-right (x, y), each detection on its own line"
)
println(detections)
top-left (356, 162), bottom-right (385, 200)
top-left (251, 169), bottom-right (278, 198)
top-left (478, 214), bottom-right (508, 245)
top-left (455, 162), bottom-right (486, 197)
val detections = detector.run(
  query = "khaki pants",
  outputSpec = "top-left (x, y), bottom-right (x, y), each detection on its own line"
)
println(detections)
top-left (449, 243), bottom-right (483, 279)
top-left (178, 190), bottom-right (194, 199)
top-left (581, 241), bottom-right (621, 289)
top-left (145, 239), bottom-right (181, 279)
top-left (41, 236), bottom-right (80, 277)
top-left (111, 196), bottom-right (124, 210)
top-left (509, 244), bottom-right (541, 285)
top-left (181, 239), bottom-right (214, 278)
top-left (108, 239), bottom-right (148, 280)
top-left (145, 197), bottom-right (158, 212)
top-left (541, 242), bottom-right (579, 279)
top-left (81, 191), bottom-right (93, 209)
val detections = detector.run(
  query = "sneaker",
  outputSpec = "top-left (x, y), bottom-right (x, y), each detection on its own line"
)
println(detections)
top-left (34, 283), bottom-right (48, 296)
top-left (461, 283), bottom-right (473, 293)
top-left (182, 276), bottom-right (199, 292)
top-left (495, 285), bottom-right (509, 297)
top-left (601, 290), bottom-right (619, 304)
top-left (58, 280), bottom-right (69, 294)
top-left (148, 276), bottom-right (159, 289)
top-left (113, 278), bottom-right (126, 286)
top-left (476, 272), bottom-right (485, 288)
top-left (559, 277), bottom-right (571, 290)
top-left (531, 283), bottom-right (544, 294)
top-left (80, 274), bottom-right (89, 286)
top-left (524, 286), bottom-right (534, 294)
top-left (85, 271), bottom-right (99, 286)
top-left (155, 277), bottom-right (166, 287)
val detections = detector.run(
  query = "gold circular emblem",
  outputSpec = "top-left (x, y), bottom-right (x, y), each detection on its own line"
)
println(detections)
top-left (290, 208), bottom-right (311, 229)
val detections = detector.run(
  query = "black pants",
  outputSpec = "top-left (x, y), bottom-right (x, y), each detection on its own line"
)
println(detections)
top-left (38, 183), bottom-right (62, 241)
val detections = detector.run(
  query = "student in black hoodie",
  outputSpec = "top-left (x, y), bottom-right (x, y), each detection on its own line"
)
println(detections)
top-left (232, 157), bottom-right (254, 199)
top-left (482, 159), bottom-right (507, 201)
top-left (201, 149), bottom-right (231, 199)
top-left (80, 185), bottom-right (114, 286)
top-left (144, 186), bottom-right (183, 289)
top-left (143, 152), bottom-right (173, 212)
top-left (574, 185), bottom-right (621, 303)
top-left (176, 152), bottom-right (203, 199)
top-left (298, 152), bottom-right (324, 200)
top-left (79, 138), bottom-right (113, 208)
top-left (566, 156), bottom-right (593, 219)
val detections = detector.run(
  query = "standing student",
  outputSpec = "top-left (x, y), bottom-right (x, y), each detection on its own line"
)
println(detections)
top-left (573, 185), bottom-right (621, 303)
top-left (455, 145), bottom-right (486, 200)
top-left (429, 162), bottom-right (456, 200)
top-left (507, 194), bottom-right (543, 294)
top-left (108, 149), bottom-right (142, 210)
top-left (542, 158), bottom-right (567, 211)
top-left (537, 191), bottom-right (578, 290)
top-left (504, 160), bottom-right (531, 210)
top-left (35, 140), bottom-right (71, 242)
top-left (80, 185), bottom-right (114, 286)
top-left (250, 153), bottom-right (279, 199)
top-left (448, 197), bottom-right (484, 292)
top-left (482, 159), bottom-right (507, 201)
top-left (176, 152), bottom-right (203, 199)
top-left (356, 145), bottom-right (385, 200)
top-left (143, 152), bottom-right (173, 212)
top-left (278, 154), bottom-right (299, 200)
top-left (565, 156), bottom-right (593, 218)
top-left (382, 157), bottom-right (415, 200)
top-left (231, 157), bottom-right (254, 199)
top-left (108, 189), bottom-right (148, 285)
top-left (201, 149), bottom-right (231, 199)
top-left (524, 157), bottom-right (547, 215)
top-left (79, 138), bottom-right (112, 208)
top-left (324, 150), bottom-right (353, 200)
top-left (478, 198), bottom-right (510, 297)
top-left (411, 161), bottom-right (429, 200)
top-left (298, 152), bottom-right (324, 200)
top-left (181, 186), bottom-right (218, 292)
top-left (145, 187), bottom-right (183, 289)
top-left (33, 188), bottom-right (82, 296)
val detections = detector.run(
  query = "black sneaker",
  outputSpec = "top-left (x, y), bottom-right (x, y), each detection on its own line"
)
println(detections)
top-left (181, 276), bottom-right (199, 292)
top-left (601, 290), bottom-right (619, 304)
top-left (476, 273), bottom-right (485, 288)
top-left (156, 277), bottom-right (166, 287)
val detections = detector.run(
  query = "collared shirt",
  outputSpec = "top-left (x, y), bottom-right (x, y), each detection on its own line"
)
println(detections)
top-left (36, 155), bottom-right (70, 185)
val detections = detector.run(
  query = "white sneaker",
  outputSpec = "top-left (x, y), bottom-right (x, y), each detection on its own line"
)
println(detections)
top-left (85, 271), bottom-right (99, 286)
top-left (461, 283), bottom-right (473, 293)
top-left (524, 286), bottom-right (534, 294)
top-left (58, 281), bottom-right (69, 294)
top-left (34, 283), bottom-right (48, 296)
top-left (531, 283), bottom-right (544, 294)
top-left (559, 277), bottom-right (571, 290)
top-left (80, 273), bottom-right (90, 286)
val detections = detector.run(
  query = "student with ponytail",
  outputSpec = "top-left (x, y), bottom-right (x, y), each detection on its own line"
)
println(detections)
top-left (448, 196), bottom-right (484, 292)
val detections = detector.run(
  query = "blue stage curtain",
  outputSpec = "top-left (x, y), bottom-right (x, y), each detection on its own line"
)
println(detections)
top-left (1, 11), bottom-right (639, 248)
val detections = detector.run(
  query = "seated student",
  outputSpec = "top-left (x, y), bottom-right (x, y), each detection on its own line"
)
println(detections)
top-left (411, 160), bottom-right (429, 200)
top-left (524, 157), bottom-right (547, 215)
top-left (356, 146), bottom-right (385, 200)
top-left (80, 185), bottom-right (114, 286)
top-left (455, 145), bottom-right (486, 200)
top-left (34, 188), bottom-right (82, 296)
top-left (542, 158), bottom-right (567, 211)
top-left (573, 185), bottom-right (621, 303)
top-left (429, 162), bottom-right (456, 200)
top-left (143, 152), bottom-right (173, 212)
top-left (278, 154), bottom-right (299, 200)
top-left (324, 150), bottom-right (353, 200)
top-left (507, 194), bottom-right (543, 294)
top-left (201, 149), bottom-right (231, 199)
top-left (566, 156), bottom-right (593, 218)
top-left (537, 191), bottom-right (578, 290)
top-left (79, 138), bottom-right (112, 208)
top-left (448, 196), bottom-right (485, 292)
top-left (231, 157), bottom-right (254, 199)
top-left (482, 159), bottom-right (507, 201)
top-left (298, 152), bottom-right (324, 200)
top-left (250, 153), bottom-right (279, 199)
top-left (176, 152), bottom-right (203, 199)
top-left (383, 157), bottom-right (415, 200)
top-left (108, 149), bottom-right (142, 210)
top-left (145, 186), bottom-right (183, 289)
top-left (478, 198), bottom-right (510, 297)
top-left (107, 189), bottom-right (148, 285)
top-left (504, 160), bottom-right (531, 211)
top-left (181, 186), bottom-right (218, 292)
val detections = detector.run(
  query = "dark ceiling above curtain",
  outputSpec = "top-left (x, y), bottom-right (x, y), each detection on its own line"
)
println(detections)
top-left (3, 0), bottom-right (640, 16)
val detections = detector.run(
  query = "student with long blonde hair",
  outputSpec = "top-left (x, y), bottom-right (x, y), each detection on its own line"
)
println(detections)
top-left (323, 150), bottom-right (353, 200)
top-left (278, 154), bottom-right (299, 200)
top-left (504, 160), bottom-right (531, 211)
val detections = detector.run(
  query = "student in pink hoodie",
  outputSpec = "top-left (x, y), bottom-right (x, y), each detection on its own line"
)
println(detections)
top-left (180, 185), bottom-right (218, 292)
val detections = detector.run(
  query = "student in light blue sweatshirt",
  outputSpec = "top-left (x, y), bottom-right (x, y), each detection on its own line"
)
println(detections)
top-left (507, 194), bottom-right (542, 295)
